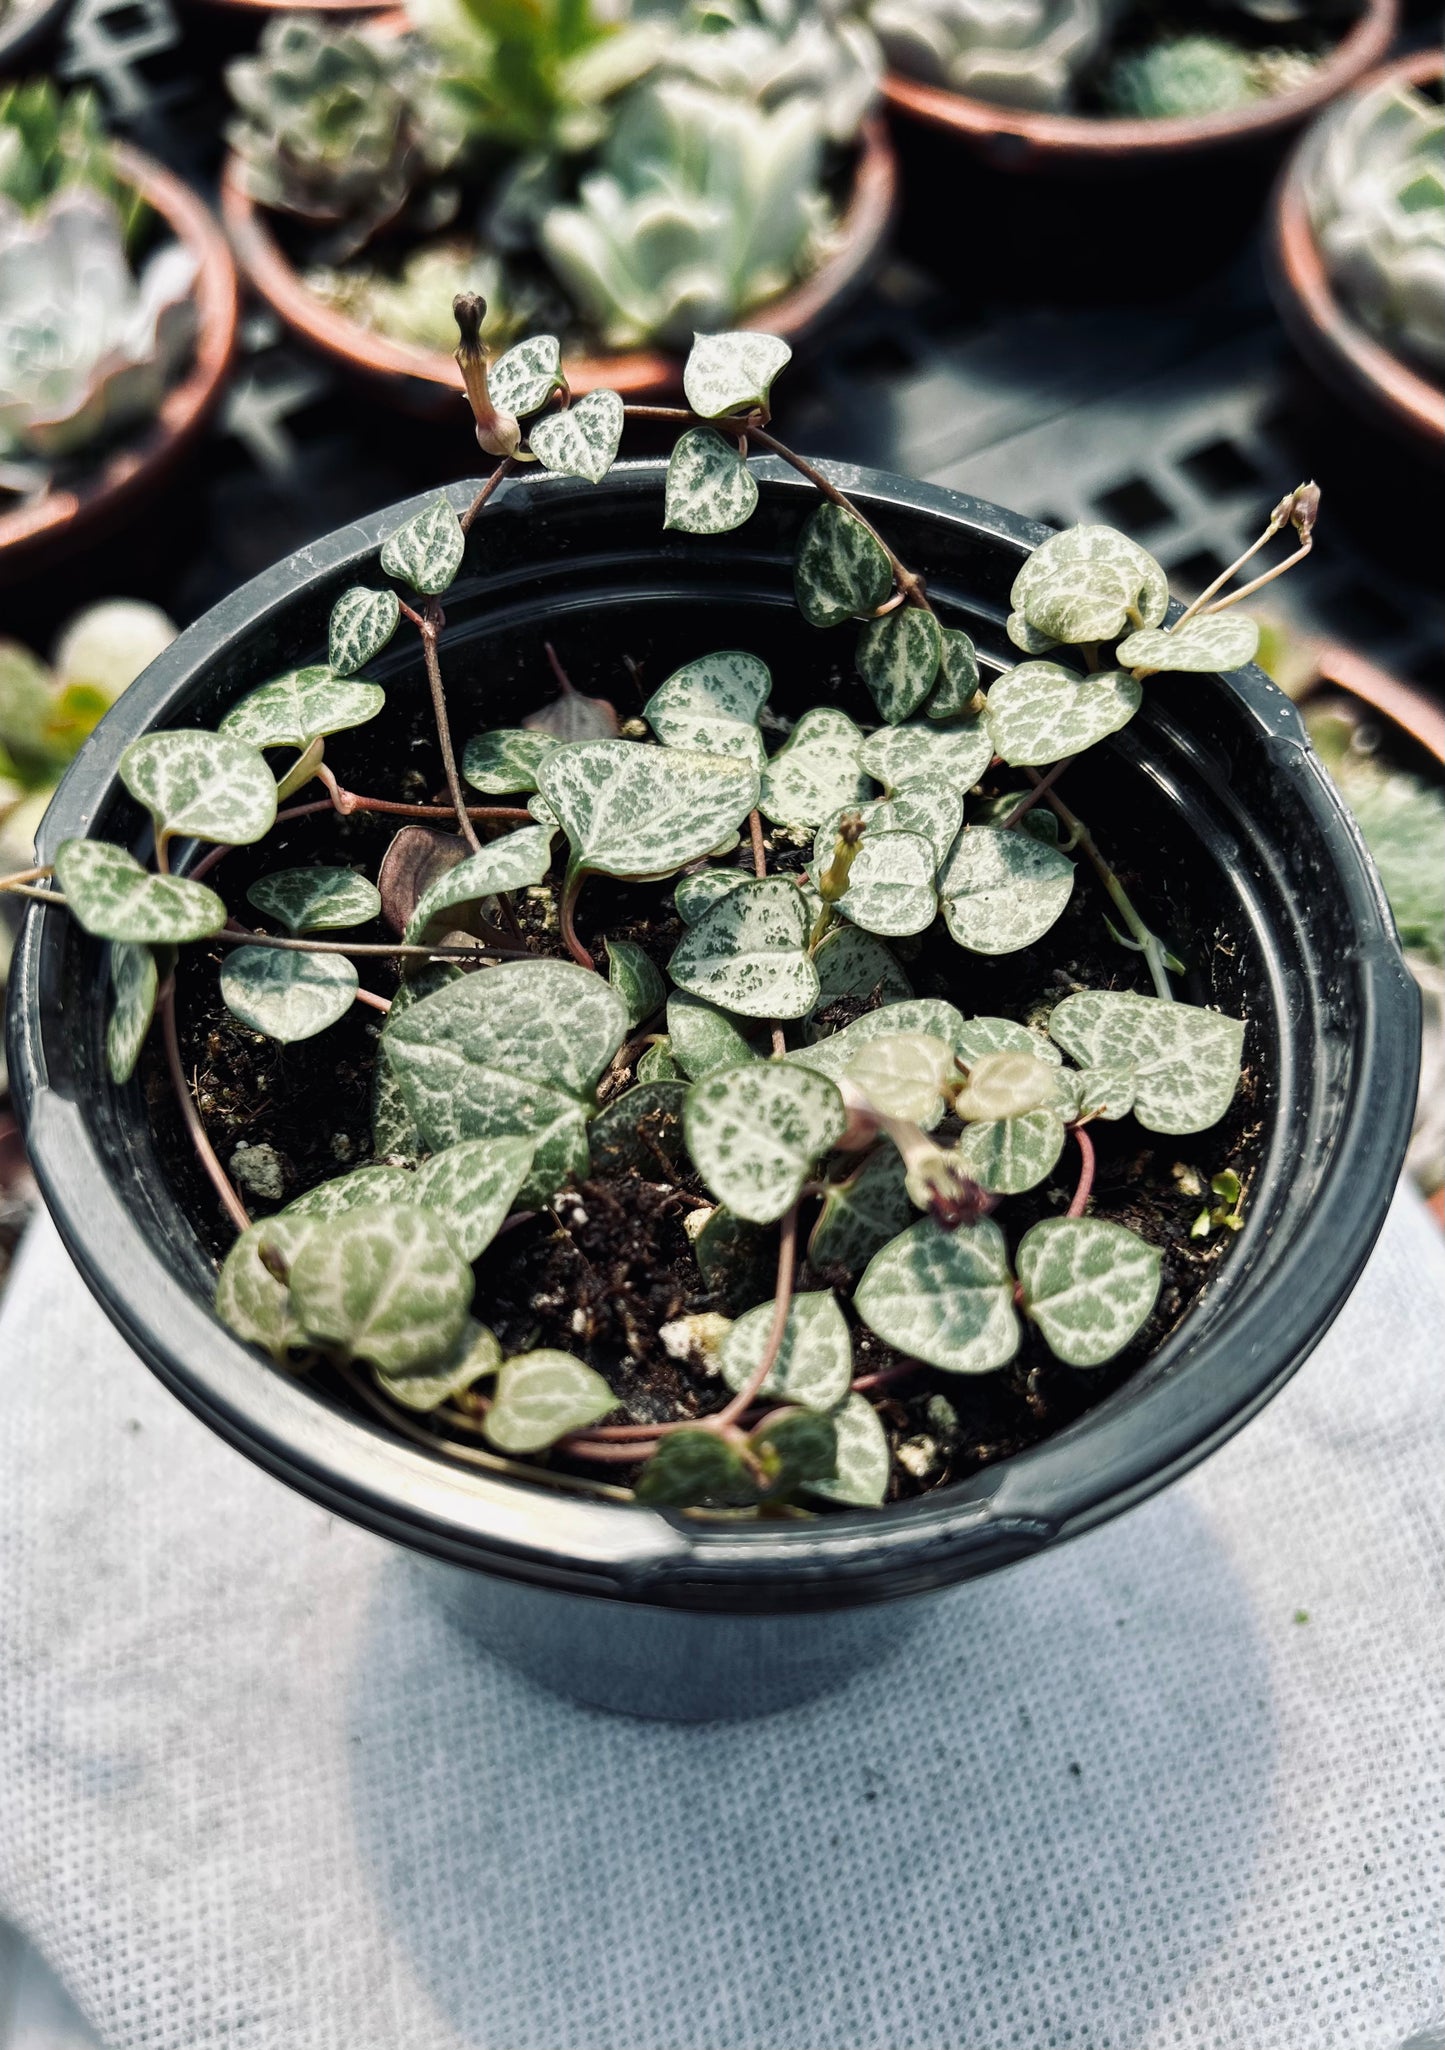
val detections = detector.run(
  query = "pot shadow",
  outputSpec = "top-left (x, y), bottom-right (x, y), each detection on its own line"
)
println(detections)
top-left (345, 1482), bottom-right (1277, 2050)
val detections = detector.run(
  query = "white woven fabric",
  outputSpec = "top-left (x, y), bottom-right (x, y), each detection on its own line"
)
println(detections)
top-left (0, 1193), bottom-right (1442, 2050)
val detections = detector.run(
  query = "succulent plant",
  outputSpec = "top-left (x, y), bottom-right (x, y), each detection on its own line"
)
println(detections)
top-left (867, 0), bottom-right (1112, 112)
top-left (657, 0), bottom-right (882, 144)
top-left (1104, 33), bottom-right (1263, 117)
top-left (1304, 76), bottom-right (1445, 378)
top-left (0, 79), bottom-right (137, 230)
top-left (305, 241), bottom-right (554, 354)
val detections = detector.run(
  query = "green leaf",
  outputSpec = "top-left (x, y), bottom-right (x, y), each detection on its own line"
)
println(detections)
top-left (808, 1148), bottom-right (913, 1275)
top-left (643, 651), bottom-right (769, 768)
top-left (106, 940), bottom-right (158, 1084)
top-left (488, 333), bottom-right (563, 418)
top-left (411, 1136), bottom-right (535, 1259)
top-left (369, 964), bottom-right (459, 1165)
top-left (1047, 989), bottom-right (1245, 1134)
top-left (956, 1108), bottom-right (1066, 1193)
top-left (682, 330), bottom-right (792, 418)
top-left (664, 428), bottom-right (758, 535)
top-left (635, 1429), bottom-right (756, 1507)
top-left (855, 1218), bottom-right (1020, 1376)
top-left (528, 390), bottom-right (624, 483)
top-left (55, 840), bottom-right (226, 943)
top-left (791, 997), bottom-right (972, 1081)
top-left (403, 826), bottom-right (553, 945)
top-left (953, 1048), bottom-right (1062, 1121)
top-left (220, 945), bottom-right (359, 1043)
top-left (954, 1014), bottom-right (1063, 1069)
top-left (285, 1165), bottom-right (416, 1220)
top-left (214, 1214), bottom-right (319, 1362)
top-left (808, 925), bottom-right (911, 1031)
top-left (751, 1408), bottom-right (837, 1494)
top-left (937, 827), bottom-right (1074, 954)
top-left (636, 1037), bottom-right (683, 1082)
top-left (985, 662), bottom-right (1142, 768)
top-left (289, 1203), bottom-right (473, 1374)
top-left (856, 608), bottom-right (943, 725)
top-left (685, 1061), bottom-right (846, 1223)
top-left (1007, 612), bottom-right (1061, 656)
top-left (379, 496), bottom-right (465, 596)
top-left (463, 728), bottom-right (561, 795)
top-left (606, 937), bottom-right (666, 1027)
top-left (668, 875), bottom-right (817, 1019)
top-left (858, 716), bottom-right (992, 796)
top-left (816, 789), bottom-right (964, 877)
top-left (1012, 525), bottom-right (1168, 639)
top-left (1017, 1216), bottom-right (1161, 1366)
top-left (375, 1319), bottom-right (501, 1411)
top-left (1060, 1062), bottom-right (1136, 1121)
top-left (923, 627), bottom-right (981, 720)
top-left (758, 707), bottom-right (872, 829)
top-left (666, 990), bottom-right (758, 1078)
top-left (720, 1290), bottom-right (852, 1412)
top-left (1019, 560), bottom-right (1139, 646)
top-left (675, 867), bottom-right (750, 925)
top-left (120, 730), bottom-right (277, 847)
top-left (691, 1204), bottom-right (770, 1308)
top-left (220, 667), bottom-right (386, 751)
top-left (589, 1079), bottom-right (689, 1175)
top-left (803, 1392), bottom-right (889, 1505)
top-left (794, 504), bottom-right (893, 630)
top-left (538, 739), bottom-right (759, 879)
top-left (844, 1030), bottom-right (958, 1126)
top-left (328, 587), bottom-right (400, 677)
top-left (247, 867), bottom-right (380, 936)
top-left (831, 829), bottom-right (937, 937)
top-left (484, 1349), bottom-right (616, 1453)
top-left (1117, 614), bottom-right (1261, 674)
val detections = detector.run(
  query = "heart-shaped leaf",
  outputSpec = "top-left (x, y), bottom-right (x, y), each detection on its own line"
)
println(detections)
top-left (285, 1165), bottom-right (416, 1220)
top-left (411, 1135), bottom-right (535, 1259)
top-left (589, 1079), bottom-right (689, 1175)
top-left (463, 728), bottom-right (561, 795)
top-left (369, 965), bottom-right (459, 1164)
top-left (376, 1319), bottom-right (501, 1411)
top-left (220, 945), bottom-right (359, 1043)
top-left (817, 789), bottom-right (964, 875)
top-left (1012, 525), bottom-right (1168, 638)
top-left (635, 1429), bottom-right (758, 1507)
top-left (792, 996), bottom-right (971, 1081)
top-left (953, 1048), bottom-right (1061, 1121)
top-left (691, 1204), bottom-right (770, 1308)
top-left (484, 1349), bottom-right (616, 1453)
top-left (666, 990), bottom-right (759, 1078)
top-left (956, 1107), bottom-right (1066, 1193)
top-left (403, 826), bottom-right (553, 945)
top-left (1020, 560), bottom-right (1138, 646)
top-left (794, 503), bottom-right (893, 629)
top-left (855, 1217), bottom-right (1020, 1375)
top-left (1117, 614), bottom-right (1261, 674)
top-left (1017, 1216), bottom-right (1161, 1366)
top-left (605, 937), bottom-right (666, 1028)
top-left (921, 627), bottom-right (981, 720)
top-left (380, 496), bottom-right (464, 596)
top-left (831, 829), bottom-right (937, 937)
top-left (528, 390), bottom-right (624, 483)
top-left (539, 739), bottom-right (758, 880)
top-left (1047, 990), bottom-right (1244, 1134)
top-left (106, 940), bottom-right (158, 1084)
top-left (220, 667), bottom-right (386, 752)
top-left (56, 840), bottom-right (225, 943)
top-left (668, 875), bottom-right (817, 1019)
top-left (938, 827), bottom-right (1074, 954)
top-left (675, 867), bottom-right (750, 925)
top-left (683, 330), bottom-right (792, 418)
top-left (759, 707), bottom-right (872, 829)
top-left (749, 1409), bottom-right (838, 1495)
top-left (1061, 1062), bottom-right (1136, 1121)
top-left (858, 716), bottom-right (992, 796)
top-left (844, 1031), bottom-right (958, 1126)
top-left (803, 1391), bottom-right (890, 1506)
top-left (857, 608), bottom-right (943, 725)
top-left (328, 587), bottom-right (400, 677)
top-left (1007, 612), bottom-right (1061, 656)
top-left (121, 730), bottom-right (277, 848)
top-left (636, 1038), bottom-right (683, 1083)
top-left (247, 867), bottom-right (381, 936)
top-left (214, 1213), bottom-right (319, 1361)
top-left (524, 676), bottom-right (619, 744)
top-left (719, 1290), bottom-right (852, 1412)
top-left (686, 1061), bottom-right (846, 1223)
top-left (809, 924), bottom-right (911, 1030)
top-left (644, 651), bottom-right (769, 767)
top-left (665, 428), bottom-right (757, 535)
top-left (808, 1147), bottom-right (913, 1274)
top-left (985, 662), bottom-right (1142, 767)
top-left (289, 1203), bottom-right (473, 1374)
top-left (954, 1014), bottom-right (1063, 1068)
top-left (488, 333), bottom-right (563, 418)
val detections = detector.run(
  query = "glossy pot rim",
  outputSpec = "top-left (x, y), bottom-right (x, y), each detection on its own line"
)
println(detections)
top-left (6, 461), bottom-right (1418, 1611)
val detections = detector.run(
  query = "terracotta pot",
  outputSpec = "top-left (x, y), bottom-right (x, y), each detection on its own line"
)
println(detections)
top-left (1269, 49), bottom-right (1445, 459)
top-left (221, 116), bottom-right (897, 417)
top-left (0, 143), bottom-right (239, 580)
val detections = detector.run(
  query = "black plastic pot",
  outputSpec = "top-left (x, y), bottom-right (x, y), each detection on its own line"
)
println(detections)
top-left (6, 461), bottom-right (1418, 1719)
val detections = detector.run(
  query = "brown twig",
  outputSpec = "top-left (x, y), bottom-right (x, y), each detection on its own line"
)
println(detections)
top-left (158, 975), bottom-right (250, 1234)
top-left (0, 864), bottom-right (53, 891)
top-left (459, 456), bottom-right (520, 536)
top-left (1000, 757), bottom-right (1073, 830)
top-left (417, 600), bottom-right (480, 856)
top-left (212, 930), bottom-right (533, 961)
top-left (559, 869), bottom-right (595, 970)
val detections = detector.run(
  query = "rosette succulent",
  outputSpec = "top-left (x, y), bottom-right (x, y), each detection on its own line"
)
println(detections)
top-left (867, 0), bottom-right (1112, 111)
top-left (656, 0), bottom-right (882, 144)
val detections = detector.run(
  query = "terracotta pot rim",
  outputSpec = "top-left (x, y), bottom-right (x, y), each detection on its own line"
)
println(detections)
top-left (881, 0), bottom-right (1396, 161)
top-left (221, 115), bottom-right (897, 403)
top-left (0, 142), bottom-right (239, 569)
top-left (1269, 48), bottom-right (1445, 454)
top-left (1304, 643), bottom-right (1445, 769)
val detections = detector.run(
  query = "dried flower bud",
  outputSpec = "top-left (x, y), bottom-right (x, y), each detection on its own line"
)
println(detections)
top-left (883, 1116), bottom-right (993, 1230)
top-left (817, 811), bottom-right (865, 903)
top-left (453, 292), bottom-right (521, 460)
top-left (1289, 481), bottom-right (1320, 539)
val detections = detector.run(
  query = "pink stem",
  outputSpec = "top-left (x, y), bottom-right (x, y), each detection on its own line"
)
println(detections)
top-left (1067, 1123), bottom-right (1096, 1218)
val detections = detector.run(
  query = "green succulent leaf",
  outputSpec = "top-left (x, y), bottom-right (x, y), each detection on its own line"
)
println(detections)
top-left (488, 333), bottom-right (563, 418)
top-left (938, 827), bottom-right (1074, 954)
top-left (463, 727), bottom-right (561, 795)
top-left (214, 1214), bottom-right (319, 1363)
top-left (538, 738), bottom-right (759, 879)
top-left (666, 990), bottom-right (759, 1079)
top-left (1017, 1216), bottom-right (1161, 1366)
top-left (794, 503), bottom-right (894, 630)
top-left (857, 607), bottom-right (943, 725)
top-left (375, 1319), bottom-right (502, 1412)
top-left (682, 330), bottom-right (792, 418)
top-left (369, 964), bottom-right (459, 1165)
top-left (675, 867), bottom-right (750, 925)
top-left (1047, 989), bottom-right (1245, 1134)
top-left (247, 866), bottom-right (381, 936)
top-left (636, 1037), bottom-right (683, 1082)
top-left (1116, 614), bottom-right (1261, 673)
top-left (808, 1147), bottom-right (913, 1275)
top-left (831, 829), bottom-right (937, 937)
top-left (751, 1408), bottom-right (838, 1494)
top-left (606, 937), bottom-right (666, 1027)
top-left (285, 1165), bottom-right (416, 1221)
top-left (106, 940), bottom-right (158, 1084)
top-left (803, 1392), bottom-right (890, 1506)
top-left (691, 1204), bottom-right (770, 1309)
top-left (954, 1014), bottom-right (1063, 1069)
top-left (668, 875), bottom-right (817, 1019)
top-left (635, 1429), bottom-right (757, 1507)
top-left (220, 667), bottom-right (386, 752)
top-left (410, 1136), bottom-right (535, 1260)
top-left (665, 428), bottom-right (758, 535)
top-left (985, 663), bottom-right (1142, 768)
top-left (923, 627), bottom-right (981, 720)
top-left (379, 496), bottom-right (465, 596)
top-left (858, 716), bottom-right (992, 796)
top-left (720, 1290), bottom-right (852, 1413)
top-left (1061, 1062), bottom-right (1137, 1121)
top-left (484, 1349), bottom-right (616, 1453)
top-left (528, 389), bottom-right (624, 483)
top-left (403, 826), bottom-right (553, 945)
top-left (1012, 525), bottom-right (1169, 639)
top-left (791, 997), bottom-right (972, 1081)
top-left (817, 789), bottom-right (964, 876)
top-left (588, 1079), bottom-right (690, 1175)
top-left (843, 1031), bottom-right (958, 1127)
top-left (953, 1048), bottom-right (1062, 1121)
top-left (220, 945), bottom-right (359, 1043)
top-left (854, 1218), bottom-right (1020, 1376)
top-left (956, 1107), bottom-right (1067, 1193)
top-left (643, 651), bottom-right (769, 767)
top-left (120, 730), bottom-right (277, 848)
top-left (55, 840), bottom-right (226, 943)
top-left (1007, 611), bottom-right (1061, 656)
top-left (685, 1061), bottom-right (846, 1224)
top-left (809, 924), bottom-right (911, 1029)
top-left (758, 707), bottom-right (872, 829)
top-left (328, 586), bottom-right (400, 677)
top-left (289, 1203), bottom-right (473, 1374)
top-left (1020, 560), bottom-right (1139, 646)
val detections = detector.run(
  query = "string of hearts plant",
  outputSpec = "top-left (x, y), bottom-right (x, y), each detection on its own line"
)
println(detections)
top-left (0, 298), bottom-right (1321, 1512)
